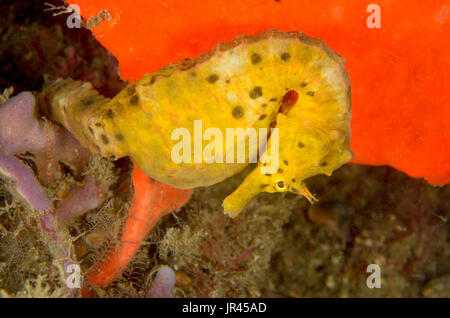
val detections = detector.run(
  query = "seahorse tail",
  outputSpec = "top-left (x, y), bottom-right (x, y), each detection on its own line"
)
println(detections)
top-left (37, 78), bottom-right (109, 154)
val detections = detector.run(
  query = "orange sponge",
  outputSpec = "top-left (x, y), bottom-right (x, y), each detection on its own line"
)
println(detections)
top-left (68, 0), bottom-right (450, 185)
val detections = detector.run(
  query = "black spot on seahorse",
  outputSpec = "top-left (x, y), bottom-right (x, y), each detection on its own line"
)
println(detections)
top-left (298, 142), bottom-right (305, 148)
top-left (206, 74), bottom-right (219, 83)
top-left (283, 160), bottom-right (289, 165)
top-left (232, 106), bottom-right (244, 119)
top-left (115, 134), bottom-right (124, 142)
top-left (130, 94), bottom-right (139, 105)
top-left (101, 135), bottom-right (109, 144)
top-left (306, 91), bottom-right (315, 96)
top-left (106, 109), bottom-right (114, 118)
top-left (281, 52), bottom-right (291, 61)
top-left (259, 114), bottom-right (267, 120)
top-left (251, 53), bottom-right (262, 65)
top-left (250, 86), bottom-right (263, 99)
top-left (300, 82), bottom-right (308, 87)
top-left (81, 96), bottom-right (95, 107)
top-left (88, 126), bottom-right (94, 135)
top-left (127, 85), bottom-right (136, 96)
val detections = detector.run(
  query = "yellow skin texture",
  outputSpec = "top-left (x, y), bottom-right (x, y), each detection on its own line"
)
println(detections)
top-left (42, 30), bottom-right (352, 217)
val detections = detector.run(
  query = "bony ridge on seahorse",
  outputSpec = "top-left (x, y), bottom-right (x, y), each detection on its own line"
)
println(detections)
top-left (38, 30), bottom-right (353, 218)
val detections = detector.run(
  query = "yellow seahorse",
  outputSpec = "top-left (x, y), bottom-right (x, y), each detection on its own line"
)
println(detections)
top-left (38, 30), bottom-right (353, 217)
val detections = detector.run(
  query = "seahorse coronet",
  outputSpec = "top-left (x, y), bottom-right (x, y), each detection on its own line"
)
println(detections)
top-left (39, 29), bottom-right (353, 216)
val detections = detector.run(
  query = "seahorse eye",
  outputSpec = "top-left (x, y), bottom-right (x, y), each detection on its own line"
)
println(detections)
top-left (276, 180), bottom-right (286, 190)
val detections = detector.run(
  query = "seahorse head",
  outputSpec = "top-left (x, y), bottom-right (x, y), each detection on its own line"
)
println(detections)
top-left (223, 110), bottom-right (353, 217)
